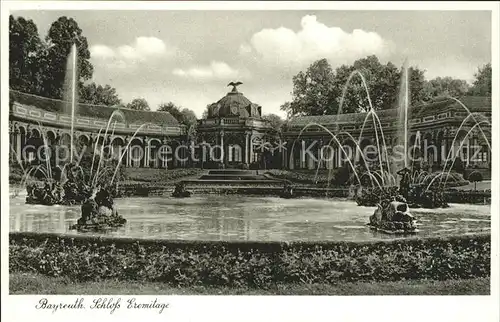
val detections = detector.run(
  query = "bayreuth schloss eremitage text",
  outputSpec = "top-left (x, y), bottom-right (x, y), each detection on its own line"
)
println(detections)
top-left (35, 297), bottom-right (170, 314)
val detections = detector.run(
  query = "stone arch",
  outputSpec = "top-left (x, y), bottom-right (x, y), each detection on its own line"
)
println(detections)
top-left (78, 133), bottom-right (91, 149)
top-left (129, 137), bottom-right (143, 168)
top-left (110, 136), bottom-right (126, 165)
top-left (148, 138), bottom-right (163, 168)
top-left (60, 133), bottom-right (72, 146)
top-left (45, 130), bottom-right (57, 145)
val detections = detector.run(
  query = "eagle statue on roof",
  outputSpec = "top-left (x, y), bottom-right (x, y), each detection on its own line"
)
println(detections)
top-left (228, 81), bottom-right (243, 92)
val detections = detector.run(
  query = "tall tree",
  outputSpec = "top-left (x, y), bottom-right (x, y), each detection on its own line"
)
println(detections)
top-left (9, 15), bottom-right (44, 94)
top-left (127, 98), bottom-right (150, 111)
top-left (469, 63), bottom-right (492, 96)
top-left (39, 16), bottom-right (93, 99)
top-left (423, 77), bottom-right (470, 100)
top-left (262, 113), bottom-right (284, 133)
top-left (279, 102), bottom-right (292, 119)
top-left (79, 82), bottom-right (122, 106)
top-left (334, 56), bottom-right (408, 112)
top-left (158, 102), bottom-right (198, 127)
top-left (287, 58), bottom-right (338, 116)
top-left (284, 56), bottom-right (428, 117)
top-left (180, 108), bottom-right (198, 128)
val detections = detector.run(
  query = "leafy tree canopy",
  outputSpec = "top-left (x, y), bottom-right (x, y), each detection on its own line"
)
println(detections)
top-left (469, 63), bottom-right (491, 96)
top-left (79, 82), bottom-right (122, 106)
top-left (127, 98), bottom-right (150, 111)
top-left (158, 102), bottom-right (198, 128)
top-left (282, 55), bottom-right (432, 117)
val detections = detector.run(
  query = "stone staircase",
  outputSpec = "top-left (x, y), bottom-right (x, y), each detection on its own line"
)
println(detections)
top-left (183, 169), bottom-right (285, 191)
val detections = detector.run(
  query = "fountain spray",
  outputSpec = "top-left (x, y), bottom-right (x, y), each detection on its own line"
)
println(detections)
top-left (70, 43), bottom-right (77, 163)
top-left (402, 59), bottom-right (409, 168)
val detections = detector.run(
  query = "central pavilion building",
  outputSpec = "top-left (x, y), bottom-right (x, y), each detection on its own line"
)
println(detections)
top-left (196, 83), bottom-right (278, 168)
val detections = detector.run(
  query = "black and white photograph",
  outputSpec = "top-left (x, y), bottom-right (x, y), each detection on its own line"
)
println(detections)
top-left (2, 1), bottom-right (499, 322)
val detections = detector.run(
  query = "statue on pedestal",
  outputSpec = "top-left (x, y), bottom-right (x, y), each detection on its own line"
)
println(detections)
top-left (396, 167), bottom-right (412, 200)
top-left (70, 184), bottom-right (126, 232)
top-left (172, 182), bottom-right (191, 198)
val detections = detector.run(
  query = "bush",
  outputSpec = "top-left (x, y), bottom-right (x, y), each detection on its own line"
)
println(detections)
top-left (266, 169), bottom-right (337, 186)
top-left (123, 168), bottom-right (203, 183)
top-left (445, 190), bottom-right (491, 204)
top-left (9, 232), bottom-right (490, 287)
top-left (468, 171), bottom-right (483, 190)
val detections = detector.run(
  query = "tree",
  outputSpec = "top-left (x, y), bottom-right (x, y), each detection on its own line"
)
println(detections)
top-left (180, 108), bottom-right (198, 128)
top-left (262, 113), bottom-right (284, 133)
top-left (333, 56), bottom-right (401, 113)
top-left (158, 102), bottom-right (198, 127)
top-left (287, 58), bottom-right (338, 116)
top-left (423, 77), bottom-right (470, 100)
top-left (39, 16), bottom-right (94, 99)
top-left (468, 171), bottom-right (483, 190)
top-left (469, 63), bottom-right (491, 96)
top-left (284, 55), bottom-right (428, 117)
top-left (279, 102), bottom-right (292, 119)
top-left (201, 104), bottom-right (212, 119)
top-left (127, 98), bottom-right (150, 111)
top-left (79, 82), bottom-right (122, 106)
top-left (9, 15), bottom-right (44, 94)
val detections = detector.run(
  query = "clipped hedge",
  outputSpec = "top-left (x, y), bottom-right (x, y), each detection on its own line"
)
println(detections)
top-left (445, 190), bottom-right (491, 204)
top-left (122, 168), bottom-right (203, 183)
top-left (9, 232), bottom-right (490, 288)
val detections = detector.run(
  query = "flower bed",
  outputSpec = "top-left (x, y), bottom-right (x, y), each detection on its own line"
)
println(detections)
top-left (9, 232), bottom-right (490, 288)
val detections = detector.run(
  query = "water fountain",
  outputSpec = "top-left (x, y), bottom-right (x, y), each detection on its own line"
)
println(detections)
top-left (9, 52), bottom-right (492, 240)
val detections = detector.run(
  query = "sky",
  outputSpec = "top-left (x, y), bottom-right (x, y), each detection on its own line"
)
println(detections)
top-left (13, 10), bottom-right (492, 118)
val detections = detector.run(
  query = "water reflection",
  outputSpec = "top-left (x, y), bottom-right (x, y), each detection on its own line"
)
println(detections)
top-left (9, 195), bottom-right (491, 242)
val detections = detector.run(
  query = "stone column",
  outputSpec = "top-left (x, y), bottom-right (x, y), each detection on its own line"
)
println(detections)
top-left (143, 138), bottom-right (149, 168)
top-left (245, 132), bottom-right (250, 164)
top-left (466, 137), bottom-right (470, 167)
top-left (126, 138), bottom-right (131, 167)
top-left (220, 131), bottom-right (225, 165)
top-left (249, 134), bottom-right (254, 163)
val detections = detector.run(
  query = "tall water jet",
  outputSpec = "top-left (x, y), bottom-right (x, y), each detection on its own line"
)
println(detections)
top-left (64, 43), bottom-right (78, 163)
top-left (396, 59), bottom-right (410, 169)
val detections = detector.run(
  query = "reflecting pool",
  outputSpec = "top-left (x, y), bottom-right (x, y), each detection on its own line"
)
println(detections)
top-left (9, 195), bottom-right (490, 241)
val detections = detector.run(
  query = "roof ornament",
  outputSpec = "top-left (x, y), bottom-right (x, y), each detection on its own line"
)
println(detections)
top-left (227, 81), bottom-right (243, 92)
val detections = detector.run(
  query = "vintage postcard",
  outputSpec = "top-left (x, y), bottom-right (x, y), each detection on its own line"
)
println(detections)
top-left (2, 1), bottom-right (499, 322)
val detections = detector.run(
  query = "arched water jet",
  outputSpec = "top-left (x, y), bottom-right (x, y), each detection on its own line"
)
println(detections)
top-left (92, 110), bottom-right (126, 188)
top-left (35, 122), bottom-right (53, 181)
top-left (437, 115), bottom-right (491, 188)
top-left (448, 97), bottom-right (491, 150)
top-left (360, 172), bottom-right (382, 188)
top-left (88, 128), bottom-right (104, 185)
top-left (427, 120), bottom-right (491, 192)
top-left (321, 131), bottom-right (379, 189)
top-left (337, 70), bottom-right (388, 184)
top-left (110, 123), bottom-right (151, 185)
top-left (440, 121), bottom-right (491, 190)
top-left (288, 122), bottom-right (363, 187)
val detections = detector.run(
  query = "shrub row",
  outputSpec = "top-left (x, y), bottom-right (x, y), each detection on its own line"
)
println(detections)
top-left (445, 190), bottom-right (491, 204)
top-left (265, 169), bottom-right (340, 186)
top-left (9, 232), bottom-right (490, 288)
top-left (122, 168), bottom-right (203, 183)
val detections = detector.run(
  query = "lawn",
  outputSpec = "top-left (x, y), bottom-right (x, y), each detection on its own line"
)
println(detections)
top-left (10, 273), bottom-right (490, 295)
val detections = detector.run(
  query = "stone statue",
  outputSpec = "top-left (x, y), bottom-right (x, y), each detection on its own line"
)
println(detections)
top-left (281, 182), bottom-right (294, 199)
top-left (70, 185), bottom-right (126, 232)
top-left (396, 167), bottom-right (412, 200)
top-left (368, 199), bottom-right (417, 234)
top-left (172, 182), bottom-right (191, 198)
